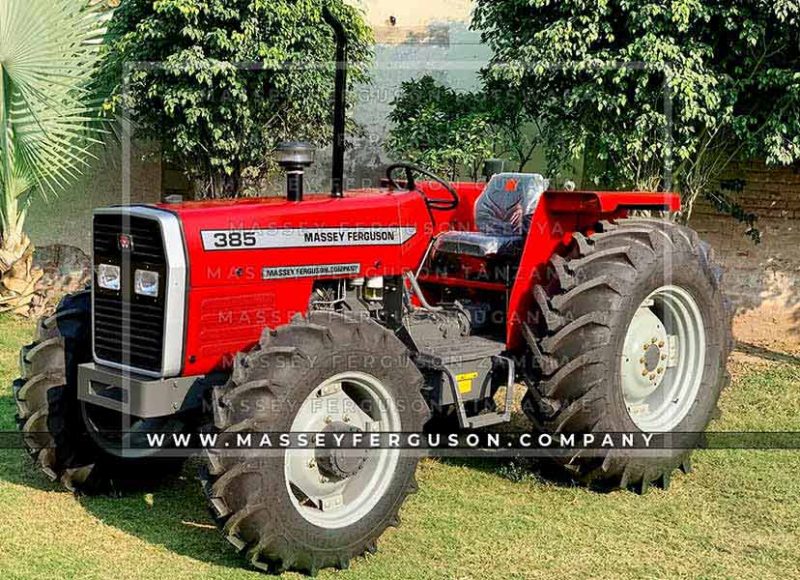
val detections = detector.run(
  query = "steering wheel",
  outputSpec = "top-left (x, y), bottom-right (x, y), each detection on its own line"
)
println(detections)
top-left (386, 162), bottom-right (459, 211)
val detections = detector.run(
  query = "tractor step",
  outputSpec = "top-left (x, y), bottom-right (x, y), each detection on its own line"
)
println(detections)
top-left (414, 335), bottom-right (515, 429)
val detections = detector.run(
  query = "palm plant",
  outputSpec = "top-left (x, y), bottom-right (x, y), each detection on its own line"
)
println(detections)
top-left (0, 0), bottom-right (106, 315)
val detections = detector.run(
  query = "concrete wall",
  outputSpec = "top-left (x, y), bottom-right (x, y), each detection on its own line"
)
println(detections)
top-left (306, 0), bottom-right (489, 192)
top-left (25, 141), bottom-right (162, 253)
top-left (355, 0), bottom-right (473, 27)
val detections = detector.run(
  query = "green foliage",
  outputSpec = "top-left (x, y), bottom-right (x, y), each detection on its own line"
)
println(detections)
top-left (473, 0), bottom-right (800, 217)
top-left (387, 77), bottom-right (492, 181)
top-left (387, 76), bottom-right (539, 180)
top-left (100, 0), bottom-right (373, 197)
top-left (0, 0), bottom-right (105, 241)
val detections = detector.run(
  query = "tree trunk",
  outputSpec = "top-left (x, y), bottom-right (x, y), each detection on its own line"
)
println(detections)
top-left (193, 171), bottom-right (242, 199)
top-left (0, 230), bottom-right (43, 316)
top-left (1, 173), bottom-right (45, 316)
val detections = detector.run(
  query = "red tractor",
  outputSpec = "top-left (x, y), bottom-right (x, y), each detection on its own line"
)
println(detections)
top-left (12, 9), bottom-right (731, 576)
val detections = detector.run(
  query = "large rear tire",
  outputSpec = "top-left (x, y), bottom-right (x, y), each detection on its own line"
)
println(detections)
top-left (521, 218), bottom-right (733, 492)
top-left (201, 312), bottom-right (430, 574)
top-left (13, 290), bottom-right (183, 492)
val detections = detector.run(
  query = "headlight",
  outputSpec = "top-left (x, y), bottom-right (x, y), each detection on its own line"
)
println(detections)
top-left (134, 269), bottom-right (160, 298)
top-left (97, 264), bottom-right (121, 291)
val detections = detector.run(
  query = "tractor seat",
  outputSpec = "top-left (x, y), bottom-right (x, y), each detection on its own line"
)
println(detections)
top-left (433, 173), bottom-right (549, 259)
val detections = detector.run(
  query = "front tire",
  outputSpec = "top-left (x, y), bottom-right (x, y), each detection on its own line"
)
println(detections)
top-left (521, 218), bottom-right (733, 491)
top-left (202, 312), bottom-right (430, 574)
top-left (13, 290), bottom-right (184, 492)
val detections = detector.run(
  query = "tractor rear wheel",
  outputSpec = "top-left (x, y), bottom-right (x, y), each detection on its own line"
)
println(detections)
top-left (521, 218), bottom-right (733, 491)
top-left (14, 290), bottom-right (183, 492)
top-left (201, 311), bottom-right (430, 575)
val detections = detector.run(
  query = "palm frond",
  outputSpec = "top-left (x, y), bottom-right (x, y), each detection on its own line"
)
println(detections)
top-left (0, 0), bottom-right (107, 214)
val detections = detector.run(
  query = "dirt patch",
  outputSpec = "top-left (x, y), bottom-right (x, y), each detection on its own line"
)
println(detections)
top-left (733, 300), bottom-right (800, 355)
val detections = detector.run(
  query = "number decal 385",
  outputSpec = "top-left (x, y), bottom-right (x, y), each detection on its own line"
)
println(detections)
top-left (211, 231), bottom-right (257, 248)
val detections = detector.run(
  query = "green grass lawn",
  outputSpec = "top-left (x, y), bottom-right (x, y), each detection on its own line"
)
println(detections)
top-left (0, 314), bottom-right (798, 579)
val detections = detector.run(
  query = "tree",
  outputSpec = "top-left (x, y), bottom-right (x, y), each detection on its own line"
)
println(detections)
top-left (100, 0), bottom-right (373, 198)
top-left (387, 77), bottom-right (493, 181)
top-left (387, 76), bottom-right (539, 180)
top-left (473, 0), bottom-right (800, 218)
top-left (0, 0), bottom-right (106, 315)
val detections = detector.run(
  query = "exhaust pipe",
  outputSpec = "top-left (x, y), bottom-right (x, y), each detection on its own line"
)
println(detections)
top-left (322, 5), bottom-right (347, 198)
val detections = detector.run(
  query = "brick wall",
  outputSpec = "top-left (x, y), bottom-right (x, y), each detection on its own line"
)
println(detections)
top-left (689, 159), bottom-right (800, 317)
top-left (693, 159), bottom-right (800, 222)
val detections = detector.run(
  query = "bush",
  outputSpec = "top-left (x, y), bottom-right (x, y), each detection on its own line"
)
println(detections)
top-left (387, 76), bottom-right (540, 181)
top-left (100, 0), bottom-right (373, 198)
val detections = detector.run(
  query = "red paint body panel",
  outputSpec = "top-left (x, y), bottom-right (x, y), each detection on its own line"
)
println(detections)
top-left (162, 189), bottom-right (434, 374)
top-left (545, 190), bottom-right (681, 214)
top-left (153, 184), bottom-right (679, 376)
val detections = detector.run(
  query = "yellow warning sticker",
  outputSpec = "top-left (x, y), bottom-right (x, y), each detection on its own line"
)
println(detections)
top-left (456, 372), bottom-right (479, 394)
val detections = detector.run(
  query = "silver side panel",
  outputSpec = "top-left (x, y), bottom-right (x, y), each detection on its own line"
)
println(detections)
top-left (92, 206), bottom-right (187, 378)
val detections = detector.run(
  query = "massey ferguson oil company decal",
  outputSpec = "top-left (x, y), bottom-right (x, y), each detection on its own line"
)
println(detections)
top-left (262, 263), bottom-right (360, 280)
top-left (201, 226), bottom-right (417, 251)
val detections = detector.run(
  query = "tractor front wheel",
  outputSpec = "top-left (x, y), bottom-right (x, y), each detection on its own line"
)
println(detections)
top-left (522, 218), bottom-right (733, 491)
top-left (202, 311), bottom-right (430, 574)
top-left (14, 290), bottom-right (184, 492)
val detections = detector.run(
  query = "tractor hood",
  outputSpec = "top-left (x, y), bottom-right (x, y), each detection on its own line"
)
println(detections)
top-left (156, 189), bottom-right (434, 289)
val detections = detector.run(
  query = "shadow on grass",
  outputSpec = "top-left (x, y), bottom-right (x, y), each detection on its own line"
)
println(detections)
top-left (0, 401), bottom-right (583, 573)
top-left (0, 398), bottom-right (250, 573)
top-left (77, 459), bottom-right (249, 572)
top-left (427, 410), bottom-right (583, 490)
top-left (437, 454), bottom-right (581, 490)
top-left (735, 341), bottom-right (800, 365)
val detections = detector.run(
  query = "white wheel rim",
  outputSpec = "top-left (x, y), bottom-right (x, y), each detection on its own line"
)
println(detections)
top-left (620, 285), bottom-right (706, 432)
top-left (284, 371), bottom-right (401, 529)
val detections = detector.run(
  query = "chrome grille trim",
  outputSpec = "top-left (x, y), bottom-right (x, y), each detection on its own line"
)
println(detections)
top-left (92, 206), bottom-right (187, 378)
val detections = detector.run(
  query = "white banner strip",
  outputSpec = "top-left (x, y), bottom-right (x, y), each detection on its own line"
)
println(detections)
top-left (201, 226), bottom-right (417, 251)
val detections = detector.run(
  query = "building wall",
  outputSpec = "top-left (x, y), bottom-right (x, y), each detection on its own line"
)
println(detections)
top-left (25, 141), bottom-right (162, 253)
top-left (305, 0), bottom-right (488, 193)
top-left (690, 159), bottom-right (800, 314)
top-left (693, 160), bottom-right (800, 222)
top-left (356, 0), bottom-right (473, 27)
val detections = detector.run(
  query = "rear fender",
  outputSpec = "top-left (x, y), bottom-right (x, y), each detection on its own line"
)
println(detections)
top-left (506, 190), bottom-right (681, 350)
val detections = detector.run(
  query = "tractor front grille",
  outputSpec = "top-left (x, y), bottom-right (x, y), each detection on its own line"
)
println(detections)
top-left (92, 213), bottom-right (167, 374)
